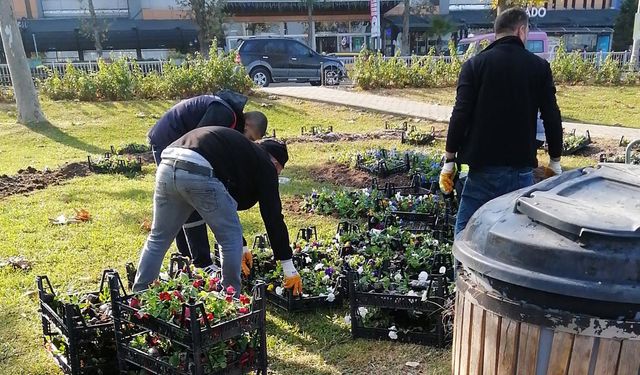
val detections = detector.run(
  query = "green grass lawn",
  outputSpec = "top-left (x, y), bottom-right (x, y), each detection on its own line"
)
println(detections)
top-left (366, 86), bottom-right (640, 128)
top-left (0, 94), bottom-right (605, 374)
top-left (0, 98), bottom-right (457, 375)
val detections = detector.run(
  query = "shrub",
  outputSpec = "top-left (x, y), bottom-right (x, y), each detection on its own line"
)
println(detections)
top-left (39, 42), bottom-right (253, 101)
top-left (0, 86), bottom-right (14, 102)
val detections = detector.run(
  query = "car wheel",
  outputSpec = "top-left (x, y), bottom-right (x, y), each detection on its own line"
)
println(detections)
top-left (310, 81), bottom-right (321, 86)
top-left (324, 67), bottom-right (340, 86)
top-left (251, 68), bottom-right (271, 88)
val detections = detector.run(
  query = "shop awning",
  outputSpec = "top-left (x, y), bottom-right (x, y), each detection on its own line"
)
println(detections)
top-left (448, 9), bottom-right (620, 29)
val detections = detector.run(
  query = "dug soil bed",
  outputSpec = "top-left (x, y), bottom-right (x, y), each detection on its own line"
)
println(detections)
top-left (307, 162), bottom-right (411, 189)
top-left (283, 129), bottom-right (445, 144)
top-left (0, 163), bottom-right (91, 199)
top-left (0, 152), bottom-right (154, 200)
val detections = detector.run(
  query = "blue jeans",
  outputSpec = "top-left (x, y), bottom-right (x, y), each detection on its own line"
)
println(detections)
top-left (133, 162), bottom-right (243, 293)
top-left (455, 166), bottom-right (534, 236)
top-left (152, 145), bottom-right (212, 268)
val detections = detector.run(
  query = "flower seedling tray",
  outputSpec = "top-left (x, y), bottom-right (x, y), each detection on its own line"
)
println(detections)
top-left (300, 125), bottom-right (333, 136)
top-left (87, 153), bottom-right (143, 175)
top-left (347, 272), bottom-right (451, 347)
top-left (355, 150), bottom-right (411, 178)
top-left (109, 274), bottom-right (268, 375)
top-left (265, 281), bottom-right (345, 312)
top-left (562, 129), bottom-right (592, 156)
top-left (401, 126), bottom-right (436, 146)
top-left (384, 121), bottom-right (409, 131)
top-left (36, 269), bottom-right (128, 375)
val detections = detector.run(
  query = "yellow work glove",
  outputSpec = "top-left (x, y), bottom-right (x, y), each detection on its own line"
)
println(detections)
top-left (241, 246), bottom-right (253, 277)
top-left (439, 160), bottom-right (457, 194)
top-left (281, 259), bottom-right (303, 296)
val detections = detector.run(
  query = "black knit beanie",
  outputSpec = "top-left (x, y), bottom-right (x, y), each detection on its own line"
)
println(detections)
top-left (259, 139), bottom-right (289, 167)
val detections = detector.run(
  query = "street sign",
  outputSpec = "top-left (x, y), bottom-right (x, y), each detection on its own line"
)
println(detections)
top-left (370, 0), bottom-right (380, 37)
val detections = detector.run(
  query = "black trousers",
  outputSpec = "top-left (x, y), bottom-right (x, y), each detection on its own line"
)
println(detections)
top-left (152, 145), bottom-right (213, 267)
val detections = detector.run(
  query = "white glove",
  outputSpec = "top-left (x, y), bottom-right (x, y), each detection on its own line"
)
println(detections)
top-left (548, 159), bottom-right (562, 175)
top-left (281, 259), bottom-right (298, 278)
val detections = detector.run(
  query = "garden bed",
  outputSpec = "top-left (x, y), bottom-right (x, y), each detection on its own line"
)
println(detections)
top-left (0, 163), bottom-right (90, 199)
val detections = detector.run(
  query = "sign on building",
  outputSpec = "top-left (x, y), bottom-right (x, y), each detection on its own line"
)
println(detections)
top-left (526, 6), bottom-right (547, 18)
top-left (370, 0), bottom-right (381, 37)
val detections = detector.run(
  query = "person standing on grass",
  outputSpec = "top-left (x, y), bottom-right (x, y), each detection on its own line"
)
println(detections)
top-left (147, 90), bottom-right (269, 274)
top-left (439, 8), bottom-right (563, 236)
top-left (133, 127), bottom-right (303, 296)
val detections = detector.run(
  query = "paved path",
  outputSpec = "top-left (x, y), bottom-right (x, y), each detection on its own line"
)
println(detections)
top-left (261, 86), bottom-right (640, 141)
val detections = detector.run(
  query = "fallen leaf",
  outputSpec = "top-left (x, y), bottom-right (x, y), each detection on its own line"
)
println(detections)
top-left (140, 219), bottom-right (152, 232)
top-left (406, 362), bottom-right (420, 368)
top-left (74, 208), bottom-right (92, 222)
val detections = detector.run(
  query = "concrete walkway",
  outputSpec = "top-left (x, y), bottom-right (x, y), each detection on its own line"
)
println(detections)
top-left (261, 86), bottom-right (640, 141)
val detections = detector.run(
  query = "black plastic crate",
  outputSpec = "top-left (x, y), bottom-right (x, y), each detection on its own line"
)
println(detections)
top-left (87, 153), bottom-right (143, 175)
top-left (562, 129), bottom-right (592, 156)
top-left (347, 271), bottom-right (451, 347)
top-left (401, 126), bottom-right (436, 146)
top-left (36, 269), bottom-right (128, 375)
top-left (300, 125), bottom-right (333, 136)
top-left (383, 121), bottom-right (408, 131)
top-left (355, 151), bottom-right (410, 178)
top-left (109, 273), bottom-right (268, 374)
top-left (265, 279), bottom-right (345, 312)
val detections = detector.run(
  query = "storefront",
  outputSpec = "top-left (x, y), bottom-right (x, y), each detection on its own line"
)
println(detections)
top-left (223, 0), bottom-right (399, 53)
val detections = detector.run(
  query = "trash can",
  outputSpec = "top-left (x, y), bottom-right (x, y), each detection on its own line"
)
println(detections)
top-left (451, 164), bottom-right (640, 375)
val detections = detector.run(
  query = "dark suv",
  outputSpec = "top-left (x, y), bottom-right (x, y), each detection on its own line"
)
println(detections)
top-left (235, 37), bottom-right (346, 87)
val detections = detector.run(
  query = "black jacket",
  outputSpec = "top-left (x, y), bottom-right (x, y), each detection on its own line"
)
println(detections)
top-left (446, 36), bottom-right (563, 168)
top-left (148, 91), bottom-right (248, 151)
top-left (169, 127), bottom-right (292, 261)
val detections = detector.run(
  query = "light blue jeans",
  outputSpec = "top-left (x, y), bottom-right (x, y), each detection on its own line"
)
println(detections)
top-left (133, 162), bottom-right (243, 293)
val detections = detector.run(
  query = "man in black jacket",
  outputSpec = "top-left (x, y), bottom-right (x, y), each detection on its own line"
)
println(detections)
top-left (133, 127), bottom-right (302, 295)
top-left (147, 90), bottom-right (268, 272)
top-left (439, 9), bottom-right (563, 236)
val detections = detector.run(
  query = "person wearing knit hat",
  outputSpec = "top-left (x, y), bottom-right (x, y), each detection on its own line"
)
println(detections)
top-left (147, 90), bottom-right (268, 275)
top-left (133, 127), bottom-right (302, 297)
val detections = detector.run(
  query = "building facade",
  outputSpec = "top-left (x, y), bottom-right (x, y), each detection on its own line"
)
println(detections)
top-left (4, 0), bottom-right (398, 62)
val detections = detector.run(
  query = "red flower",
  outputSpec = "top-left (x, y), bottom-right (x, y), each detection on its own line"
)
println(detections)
top-left (225, 295), bottom-right (233, 303)
top-left (207, 312), bottom-right (214, 322)
top-left (238, 307), bottom-right (249, 314)
top-left (158, 291), bottom-right (171, 302)
top-left (192, 279), bottom-right (204, 288)
top-left (226, 286), bottom-right (236, 295)
top-left (183, 307), bottom-right (191, 319)
top-left (172, 290), bottom-right (184, 302)
top-left (208, 277), bottom-right (220, 291)
top-left (129, 297), bottom-right (140, 309)
top-left (239, 295), bottom-right (251, 305)
top-left (134, 311), bottom-right (149, 320)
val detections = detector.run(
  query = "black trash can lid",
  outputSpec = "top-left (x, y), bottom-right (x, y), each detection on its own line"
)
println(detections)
top-left (454, 164), bottom-right (640, 304)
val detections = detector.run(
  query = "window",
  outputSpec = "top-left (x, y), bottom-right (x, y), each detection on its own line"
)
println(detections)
top-left (241, 40), bottom-right (264, 53)
top-left (263, 40), bottom-right (287, 54)
top-left (288, 42), bottom-right (310, 56)
top-left (526, 40), bottom-right (544, 53)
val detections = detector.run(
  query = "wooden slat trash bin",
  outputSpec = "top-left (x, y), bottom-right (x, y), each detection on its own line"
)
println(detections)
top-left (451, 164), bottom-right (640, 375)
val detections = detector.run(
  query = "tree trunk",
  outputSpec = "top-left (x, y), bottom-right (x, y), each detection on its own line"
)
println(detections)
top-left (198, 29), bottom-right (209, 57)
top-left (401, 0), bottom-right (410, 56)
top-left (0, 0), bottom-right (46, 124)
top-left (496, 0), bottom-right (506, 15)
top-left (86, 0), bottom-right (103, 59)
top-left (307, 2), bottom-right (316, 51)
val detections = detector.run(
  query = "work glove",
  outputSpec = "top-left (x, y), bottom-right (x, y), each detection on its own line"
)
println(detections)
top-left (281, 259), bottom-right (303, 296)
top-left (548, 158), bottom-right (562, 175)
top-left (241, 246), bottom-right (253, 277)
top-left (439, 160), bottom-right (457, 194)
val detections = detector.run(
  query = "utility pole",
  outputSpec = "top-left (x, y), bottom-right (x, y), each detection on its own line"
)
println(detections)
top-left (631, 0), bottom-right (640, 68)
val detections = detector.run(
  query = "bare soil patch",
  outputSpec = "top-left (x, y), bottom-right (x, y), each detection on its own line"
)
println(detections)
top-left (307, 162), bottom-right (412, 189)
top-left (0, 163), bottom-right (91, 199)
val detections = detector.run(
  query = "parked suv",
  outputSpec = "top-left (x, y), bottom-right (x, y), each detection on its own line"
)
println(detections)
top-left (235, 37), bottom-right (347, 87)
